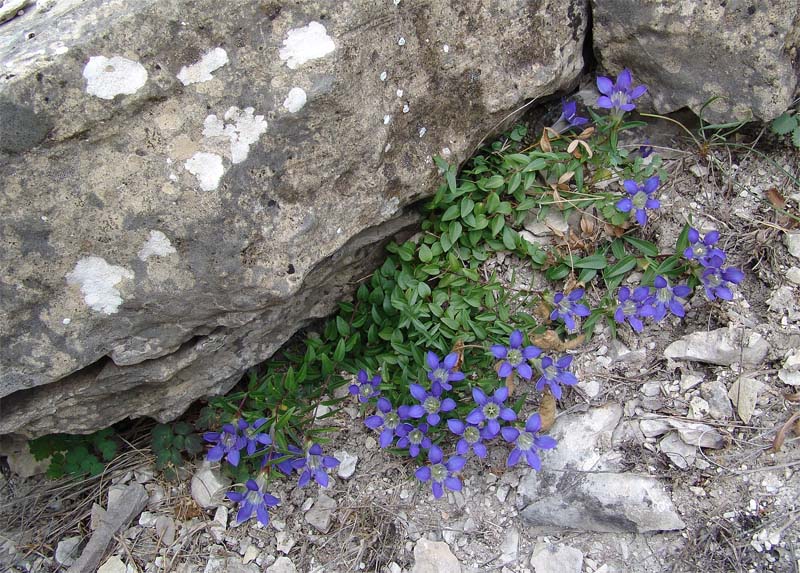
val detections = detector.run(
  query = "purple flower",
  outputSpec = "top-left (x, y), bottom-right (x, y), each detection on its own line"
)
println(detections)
top-left (650, 275), bottom-right (691, 321)
top-left (491, 330), bottom-right (541, 380)
top-left (614, 285), bottom-right (653, 332)
top-left (466, 386), bottom-right (517, 438)
top-left (534, 355), bottom-right (578, 400)
top-left (292, 444), bottom-right (339, 487)
top-left (447, 419), bottom-right (488, 458)
top-left (616, 177), bottom-right (661, 226)
top-left (639, 138), bottom-right (654, 158)
top-left (550, 289), bottom-right (591, 332)
top-left (243, 418), bottom-right (272, 456)
top-left (396, 422), bottom-right (432, 457)
top-left (226, 478), bottom-right (280, 526)
top-left (204, 422), bottom-right (247, 467)
top-left (701, 267), bottom-right (744, 301)
top-left (558, 99), bottom-right (588, 130)
top-left (596, 68), bottom-right (647, 114)
top-left (409, 383), bottom-right (456, 426)
top-left (501, 414), bottom-right (557, 469)
top-left (414, 445), bottom-right (466, 499)
top-left (349, 369), bottom-right (382, 403)
top-left (683, 228), bottom-right (726, 268)
top-left (426, 351), bottom-right (465, 392)
top-left (262, 447), bottom-right (300, 476)
top-left (365, 397), bottom-right (404, 448)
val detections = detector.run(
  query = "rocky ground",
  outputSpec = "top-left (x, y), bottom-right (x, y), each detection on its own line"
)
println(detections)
top-left (2, 119), bottom-right (800, 573)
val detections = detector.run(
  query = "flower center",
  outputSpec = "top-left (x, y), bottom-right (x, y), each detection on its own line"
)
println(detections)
top-left (656, 287), bottom-right (672, 303)
top-left (245, 489), bottom-right (262, 505)
top-left (431, 463), bottom-right (448, 482)
top-left (423, 396), bottom-right (441, 414)
top-left (544, 365), bottom-right (558, 380)
top-left (409, 429), bottom-right (424, 445)
top-left (307, 454), bottom-right (321, 471)
top-left (705, 272), bottom-right (722, 288)
top-left (611, 91), bottom-right (629, 108)
top-left (692, 243), bottom-right (707, 258)
top-left (222, 433), bottom-right (236, 448)
top-left (359, 384), bottom-right (374, 398)
top-left (433, 368), bottom-right (449, 383)
top-left (463, 426), bottom-right (480, 444)
top-left (384, 411), bottom-right (400, 430)
top-left (507, 348), bottom-right (523, 366)
top-left (483, 402), bottom-right (500, 420)
top-left (517, 431), bottom-right (534, 451)
top-left (622, 299), bottom-right (638, 316)
top-left (632, 191), bottom-right (648, 209)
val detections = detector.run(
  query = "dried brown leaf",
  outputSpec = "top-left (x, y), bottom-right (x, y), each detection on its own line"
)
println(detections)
top-left (577, 126), bottom-right (595, 139)
top-left (772, 411), bottom-right (800, 453)
top-left (540, 130), bottom-right (552, 153)
top-left (764, 187), bottom-right (787, 209)
top-left (558, 171), bottom-right (575, 185)
top-left (784, 391), bottom-right (800, 402)
top-left (532, 301), bottom-right (552, 322)
top-left (530, 330), bottom-right (585, 352)
top-left (450, 339), bottom-right (464, 371)
top-left (539, 389), bottom-right (557, 431)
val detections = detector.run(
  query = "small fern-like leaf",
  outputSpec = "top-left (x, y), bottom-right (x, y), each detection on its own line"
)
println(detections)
top-left (772, 112), bottom-right (797, 135)
top-left (792, 125), bottom-right (800, 149)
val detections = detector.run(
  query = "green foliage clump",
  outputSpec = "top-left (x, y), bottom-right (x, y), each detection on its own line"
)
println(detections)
top-left (770, 110), bottom-right (800, 149)
top-left (151, 421), bottom-right (204, 480)
top-left (28, 429), bottom-right (118, 479)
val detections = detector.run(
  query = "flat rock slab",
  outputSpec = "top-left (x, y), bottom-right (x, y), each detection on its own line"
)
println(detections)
top-left (412, 539), bottom-right (461, 573)
top-left (664, 326), bottom-right (768, 366)
top-left (518, 471), bottom-right (685, 533)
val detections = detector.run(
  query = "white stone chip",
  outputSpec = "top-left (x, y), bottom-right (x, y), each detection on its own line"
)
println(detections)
top-left (398, 37), bottom-right (406, 46)
top-left (67, 256), bottom-right (134, 314)
top-left (176, 47), bottom-right (229, 85)
top-left (138, 230), bottom-right (176, 261)
top-left (279, 22), bottom-right (335, 69)
top-left (383, 114), bottom-right (392, 125)
top-left (83, 56), bottom-right (148, 100)
top-left (418, 127), bottom-right (427, 138)
top-left (380, 70), bottom-right (388, 81)
top-left (283, 87), bottom-right (307, 113)
top-left (185, 152), bottom-right (225, 191)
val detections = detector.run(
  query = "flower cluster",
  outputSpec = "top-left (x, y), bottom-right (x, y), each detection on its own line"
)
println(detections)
top-left (596, 68), bottom-right (647, 115)
top-left (202, 418), bottom-right (340, 526)
top-left (550, 289), bottom-right (591, 333)
top-left (616, 176), bottom-right (661, 226)
top-left (614, 275), bottom-right (691, 332)
top-left (683, 227), bottom-right (743, 301)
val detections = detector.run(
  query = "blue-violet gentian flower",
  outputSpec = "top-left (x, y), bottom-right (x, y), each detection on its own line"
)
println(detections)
top-left (683, 228), bottom-right (726, 268)
top-left (414, 445), bottom-right (466, 499)
top-left (349, 369), bottom-right (382, 403)
top-left (226, 478), bottom-right (280, 526)
top-left (596, 68), bottom-right (647, 114)
top-left (243, 418), bottom-right (272, 456)
top-left (501, 413), bottom-right (557, 469)
top-left (293, 443), bottom-right (339, 487)
top-left (614, 285), bottom-right (653, 332)
top-left (650, 275), bottom-right (692, 321)
top-left (558, 99), bottom-right (588, 130)
top-left (204, 422), bottom-right (247, 467)
top-left (396, 422), bottom-right (432, 457)
top-left (491, 329), bottom-right (541, 380)
top-left (410, 383), bottom-right (456, 426)
top-left (365, 397), bottom-right (404, 448)
top-left (534, 355), bottom-right (578, 400)
top-left (616, 177), bottom-right (661, 226)
top-left (701, 267), bottom-right (744, 301)
top-left (466, 386), bottom-right (517, 438)
top-left (426, 351), bottom-right (465, 392)
top-left (550, 289), bottom-right (591, 332)
top-left (447, 419), bottom-right (488, 458)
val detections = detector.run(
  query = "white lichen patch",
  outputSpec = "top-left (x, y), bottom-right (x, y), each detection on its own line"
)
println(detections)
top-left (185, 152), bottom-right (224, 191)
top-left (138, 230), bottom-right (177, 261)
top-left (396, 89), bottom-right (403, 97)
top-left (83, 56), bottom-right (148, 100)
top-left (202, 107), bottom-right (268, 164)
top-left (279, 21), bottom-right (335, 69)
top-left (283, 87), bottom-right (307, 113)
top-left (380, 71), bottom-right (388, 81)
top-left (66, 256), bottom-right (134, 314)
top-left (383, 114), bottom-right (392, 125)
top-left (443, 44), bottom-right (450, 53)
top-left (176, 47), bottom-right (229, 85)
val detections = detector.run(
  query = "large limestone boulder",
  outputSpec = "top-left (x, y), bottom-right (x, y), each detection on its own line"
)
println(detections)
top-left (592, 0), bottom-right (800, 122)
top-left (0, 0), bottom-right (587, 437)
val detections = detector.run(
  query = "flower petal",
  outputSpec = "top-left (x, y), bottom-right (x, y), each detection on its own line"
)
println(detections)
top-left (444, 477), bottom-right (462, 491)
top-left (501, 426), bottom-right (519, 442)
top-left (507, 448), bottom-right (522, 467)
top-left (448, 418), bottom-right (465, 434)
top-left (535, 435), bottom-right (558, 449)
top-left (525, 413), bottom-right (542, 433)
top-left (446, 455), bottom-right (466, 472)
top-left (426, 351), bottom-right (439, 370)
top-left (517, 362), bottom-right (533, 380)
top-left (472, 387), bottom-right (488, 405)
top-left (409, 383), bottom-right (427, 402)
top-left (443, 352), bottom-right (458, 370)
top-left (491, 344), bottom-right (508, 359)
top-left (616, 198), bottom-right (632, 213)
top-left (596, 76), bottom-right (614, 96)
top-left (510, 329), bottom-right (523, 348)
top-left (415, 466), bottom-right (431, 482)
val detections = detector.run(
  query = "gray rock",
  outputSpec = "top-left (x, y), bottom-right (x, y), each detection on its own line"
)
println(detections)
top-left (519, 471), bottom-right (685, 532)
top-left (728, 376), bottom-right (764, 424)
top-left (499, 527), bottom-right (520, 564)
top-left (276, 531), bottom-right (296, 554)
top-left (191, 463), bottom-right (231, 509)
top-left (205, 558), bottom-right (260, 573)
top-left (639, 416), bottom-right (726, 449)
top-left (266, 557), bottom-right (297, 573)
top-left (529, 543), bottom-right (583, 573)
top-left (334, 450), bottom-right (358, 479)
top-left (55, 536), bottom-right (82, 567)
top-left (659, 432), bottom-right (696, 470)
top-left (305, 493), bottom-right (336, 533)
top-left (97, 556), bottom-right (128, 573)
top-left (701, 380), bottom-right (733, 420)
top-left (786, 232), bottom-right (800, 260)
top-left (155, 515), bottom-right (176, 545)
top-left (664, 326), bottom-right (768, 366)
top-left (412, 539), bottom-right (461, 573)
top-left (786, 267), bottom-right (800, 285)
top-left (0, 434), bottom-right (48, 477)
top-left (778, 349), bottom-right (800, 386)
top-left (543, 403), bottom-right (623, 471)
top-left (592, 0), bottom-right (799, 122)
top-left (0, 0), bottom-right (587, 438)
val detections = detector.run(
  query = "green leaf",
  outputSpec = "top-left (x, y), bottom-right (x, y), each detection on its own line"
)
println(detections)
top-left (440, 232), bottom-right (453, 252)
top-left (490, 215), bottom-right (504, 237)
top-left (417, 282), bottom-right (431, 297)
top-left (502, 226), bottom-right (517, 250)
top-left (605, 255), bottom-right (637, 279)
top-left (574, 254), bottom-right (607, 270)
top-left (485, 175), bottom-right (505, 189)
top-left (448, 221), bottom-right (463, 244)
top-left (793, 125), bottom-right (800, 149)
top-left (771, 112), bottom-right (798, 135)
top-left (333, 338), bottom-right (346, 362)
top-left (545, 264), bottom-right (570, 281)
top-left (610, 239), bottom-right (627, 260)
top-left (184, 434), bottom-right (203, 455)
top-left (173, 422), bottom-right (192, 436)
top-left (418, 244), bottom-right (433, 263)
top-left (577, 267), bottom-right (597, 284)
top-left (442, 205), bottom-right (460, 221)
top-left (336, 316), bottom-right (350, 336)
top-left (446, 165), bottom-right (458, 193)
top-left (523, 158), bottom-right (547, 172)
top-left (675, 223), bottom-right (691, 254)
top-left (623, 236), bottom-right (659, 257)
top-left (486, 192), bottom-right (500, 213)
top-left (460, 197), bottom-right (475, 218)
